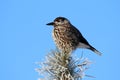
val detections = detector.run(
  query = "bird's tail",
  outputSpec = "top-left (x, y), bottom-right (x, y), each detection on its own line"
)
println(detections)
top-left (89, 46), bottom-right (102, 56)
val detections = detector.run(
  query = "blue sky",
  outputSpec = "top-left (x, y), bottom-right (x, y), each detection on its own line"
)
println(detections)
top-left (0, 0), bottom-right (120, 80)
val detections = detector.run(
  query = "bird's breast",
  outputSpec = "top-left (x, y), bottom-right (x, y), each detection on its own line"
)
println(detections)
top-left (52, 27), bottom-right (67, 42)
top-left (52, 27), bottom-right (79, 52)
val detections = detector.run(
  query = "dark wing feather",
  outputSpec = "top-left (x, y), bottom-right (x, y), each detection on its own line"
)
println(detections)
top-left (71, 25), bottom-right (90, 46)
top-left (70, 25), bottom-right (102, 56)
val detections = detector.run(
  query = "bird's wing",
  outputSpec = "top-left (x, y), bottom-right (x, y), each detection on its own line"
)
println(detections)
top-left (71, 25), bottom-right (90, 46)
top-left (71, 25), bottom-right (102, 56)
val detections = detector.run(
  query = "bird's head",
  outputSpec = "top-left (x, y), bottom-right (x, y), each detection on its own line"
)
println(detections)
top-left (46, 17), bottom-right (70, 26)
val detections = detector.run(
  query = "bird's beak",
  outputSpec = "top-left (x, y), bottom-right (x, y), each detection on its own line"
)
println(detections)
top-left (46, 22), bottom-right (54, 26)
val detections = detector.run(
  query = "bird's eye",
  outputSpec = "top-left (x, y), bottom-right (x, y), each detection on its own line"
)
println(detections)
top-left (58, 20), bottom-right (61, 22)
top-left (56, 20), bottom-right (60, 22)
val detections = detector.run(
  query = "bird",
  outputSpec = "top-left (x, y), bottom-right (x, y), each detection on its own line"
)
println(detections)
top-left (46, 17), bottom-right (102, 56)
